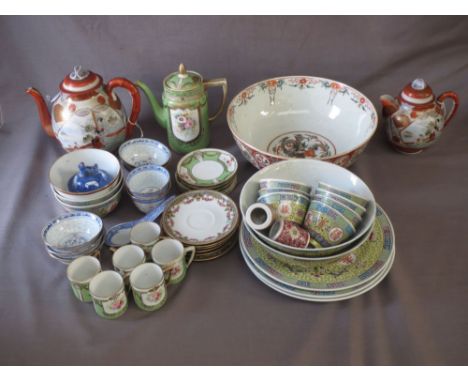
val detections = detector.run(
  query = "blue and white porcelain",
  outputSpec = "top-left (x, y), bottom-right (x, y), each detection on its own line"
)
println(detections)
top-left (68, 162), bottom-right (113, 193)
top-left (126, 164), bottom-right (171, 200)
top-left (118, 138), bottom-right (171, 169)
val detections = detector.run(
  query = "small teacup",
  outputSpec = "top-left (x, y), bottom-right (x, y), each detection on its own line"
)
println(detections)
top-left (314, 194), bottom-right (362, 227)
top-left (257, 192), bottom-right (309, 225)
top-left (304, 200), bottom-right (356, 248)
top-left (89, 271), bottom-right (128, 319)
top-left (151, 239), bottom-right (196, 284)
top-left (112, 244), bottom-right (146, 285)
top-left (258, 187), bottom-right (310, 198)
top-left (66, 256), bottom-right (102, 302)
top-left (314, 189), bottom-right (366, 216)
top-left (317, 182), bottom-right (368, 208)
top-left (130, 263), bottom-right (167, 311)
top-left (130, 221), bottom-right (161, 255)
top-left (245, 202), bottom-right (275, 231)
top-left (269, 220), bottom-right (310, 249)
top-left (259, 178), bottom-right (311, 195)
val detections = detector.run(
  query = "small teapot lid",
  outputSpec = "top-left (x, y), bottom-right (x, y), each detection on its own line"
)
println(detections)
top-left (60, 65), bottom-right (103, 94)
top-left (400, 78), bottom-right (434, 105)
top-left (164, 63), bottom-right (202, 92)
top-left (67, 162), bottom-right (113, 193)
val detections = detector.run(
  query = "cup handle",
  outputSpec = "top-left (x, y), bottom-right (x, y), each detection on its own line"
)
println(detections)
top-left (184, 246), bottom-right (196, 267)
top-left (437, 91), bottom-right (459, 128)
top-left (204, 78), bottom-right (227, 122)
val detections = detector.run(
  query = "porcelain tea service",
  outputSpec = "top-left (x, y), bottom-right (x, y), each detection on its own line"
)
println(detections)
top-left (27, 65), bottom-right (141, 152)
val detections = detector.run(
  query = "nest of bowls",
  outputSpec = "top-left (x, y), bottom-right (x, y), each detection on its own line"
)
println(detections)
top-left (227, 76), bottom-right (378, 169)
top-left (41, 212), bottom-right (105, 264)
top-left (49, 149), bottom-right (123, 217)
top-left (175, 148), bottom-right (238, 194)
top-left (240, 159), bottom-right (395, 302)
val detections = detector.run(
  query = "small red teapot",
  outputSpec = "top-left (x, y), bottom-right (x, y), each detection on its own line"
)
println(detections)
top-left (26, 66), bottom-right (141, 152)
top-left (380, 78), bottom-right (459, 154)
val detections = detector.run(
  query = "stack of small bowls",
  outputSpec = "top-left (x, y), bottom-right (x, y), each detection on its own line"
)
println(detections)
top-left (125, 164), bottom-right (172, 213)
top-left (41, 212), bottom-right (105, 265)
top-left (49, 149), bottom-right (123, 217)
top-left (241, 159), bottom-right (376, 259)
top-left (175, 148), bottom-right (238, 195)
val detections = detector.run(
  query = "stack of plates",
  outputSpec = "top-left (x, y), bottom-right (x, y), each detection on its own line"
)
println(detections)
top-left (175, 148), bottom-right (238, 194)
top-left (239, 205), bottom-right (395, 302)
top-left (41, 212), bottom-right (105, 265)
top-left (161, 190), bottom-right (239, 261)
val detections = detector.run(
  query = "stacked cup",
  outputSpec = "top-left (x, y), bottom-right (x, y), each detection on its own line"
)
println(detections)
top-left (125, 164), bottom-right (172, 213)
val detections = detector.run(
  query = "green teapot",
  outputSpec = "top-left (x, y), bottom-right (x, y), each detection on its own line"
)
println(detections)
top-left (136, 64), bottom-right (227, 154)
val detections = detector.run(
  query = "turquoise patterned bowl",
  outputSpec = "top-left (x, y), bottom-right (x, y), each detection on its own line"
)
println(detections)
top-left (257, 191), bottom-right (309, 225)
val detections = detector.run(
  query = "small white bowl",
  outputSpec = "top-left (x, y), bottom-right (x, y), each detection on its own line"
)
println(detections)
top-left (126, 165), bottom-right (171, 199)
top-left (239, 159), bottom-right (376, 256)
top-left (119, 138), bottom-right (171, 169)
top-left (42, 212), bottom-right (103, 250)
top-left (49, 149), bottom-right (121, 196)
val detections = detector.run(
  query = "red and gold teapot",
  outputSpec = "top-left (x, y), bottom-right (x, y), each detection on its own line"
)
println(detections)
top-left (26, 66), bottom-right (141, 152)
top-left (380, 78), bottom-right (459, 154)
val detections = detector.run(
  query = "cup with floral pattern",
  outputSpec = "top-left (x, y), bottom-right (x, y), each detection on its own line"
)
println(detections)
top-left (269, 220), bottom-right (310, 249)
top-left (66, 256), bottom-right (102, 302)
top-left (313, 194), bottom-right (362, 227)
top-left (314, 188), bottom-right (366, 217)
top-left (259, 178), bottom-right (311, 195)
top-left (317, 182), bottom-right (368, 208)
top-left (257, 191), bottom-right (309, 225)
top-left (112, 244), bottom-right (146, 286)
top-left (151, 239), bottom-right (196, 285)
top-left (129, 263), bottom-right (167, 311)
top-left (304, 200), bottom-right (356, 248)
top-left (89, 271), bottom-right (128, 319)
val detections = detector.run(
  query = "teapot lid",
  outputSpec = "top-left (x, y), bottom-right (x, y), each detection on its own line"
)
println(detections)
top-left (164, 63), bottom-right (202, 92)
top-left (400, 78), bottom-right (434, 105)
top-left (67, 162), bottom-right (113, 193)
top-left (60, 65), bottom-right (103, 94)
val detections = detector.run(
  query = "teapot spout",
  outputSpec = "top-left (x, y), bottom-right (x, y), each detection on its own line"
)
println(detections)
top-left (26, 87), bottom-right (55, 138)
top-left (136, 81), bottom-right (168, 130)
top-left (380, 94), bottom-right (400, 117)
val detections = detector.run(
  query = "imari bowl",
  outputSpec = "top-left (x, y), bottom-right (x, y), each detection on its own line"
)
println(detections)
top-left (227, 76), bottom-right (378, 169)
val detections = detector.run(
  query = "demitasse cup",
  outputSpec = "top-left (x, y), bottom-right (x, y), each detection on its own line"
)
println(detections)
top-left (89, 271), bottom-right (128, 319)
top-left (130, 263), bottom-right (167, 311)
top-left (151, 239), bottom-right (196, 285)
top-left (304, 200), bottom-right (356, 248)
top-left (112, 244), bottom-right (146, 286)
top-left (66, 256), bottom-right (102, 302)
top-left (317, 182), bottom-right (369, 208)
top-left (130, 221), bottom-right (161, 256)
top-left (245, 202), bottom-right (275, 231)
top-left (269, 220), bottom-right (310, 249)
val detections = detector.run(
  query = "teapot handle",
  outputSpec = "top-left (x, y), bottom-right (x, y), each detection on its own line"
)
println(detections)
top-left (106, 78), bottom-right (141, 139)
top-left (204, 78), bottom-right (228, 122)
top-left (437, 91), bottom-right (459, 128)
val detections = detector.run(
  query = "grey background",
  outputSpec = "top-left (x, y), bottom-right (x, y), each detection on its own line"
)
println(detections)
top-left (1, 16), bottom-right (468, 365)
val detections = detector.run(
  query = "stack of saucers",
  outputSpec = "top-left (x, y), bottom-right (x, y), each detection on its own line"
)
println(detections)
top-left (175, 148), bottom-right (238, 194)
top-left (41, 212), bottom-right (105, 265)
top-left (161, 190), bottom-right (239, 261)
top-left (49, 149), bottom-right (123, 217)
top-left (239, 159), bottom-right (395, 302)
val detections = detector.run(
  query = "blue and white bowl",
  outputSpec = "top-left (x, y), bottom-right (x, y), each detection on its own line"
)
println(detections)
top-left (126, 165), bottom-right (171, 200)
top-left (119, 138), bottom-right (171, 170)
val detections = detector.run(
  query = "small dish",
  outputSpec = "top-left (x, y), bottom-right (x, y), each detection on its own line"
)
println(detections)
top-left (119, 138), bottom-right (171, 169)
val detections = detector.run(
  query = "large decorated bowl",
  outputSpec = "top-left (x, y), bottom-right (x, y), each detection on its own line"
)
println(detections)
top-left (227, 76), bottom-right (378, 169)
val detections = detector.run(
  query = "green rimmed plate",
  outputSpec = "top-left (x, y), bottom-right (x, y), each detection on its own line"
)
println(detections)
top-left (240, 204), bottom-right (395, 292)
top-left (177, 149), bottom-right (238, 187)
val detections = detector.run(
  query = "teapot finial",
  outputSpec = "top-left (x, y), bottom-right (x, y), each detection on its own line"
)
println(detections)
top-left (70, 65), bottom-right (89, 80)
top-left (178, 63), bottom-right (187, 76)
top-left (411, 78), bottom-right (426, 90)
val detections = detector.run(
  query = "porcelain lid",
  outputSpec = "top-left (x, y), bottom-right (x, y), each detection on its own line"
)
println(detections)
top-left (164, 63), bottom-right (202, 92)
top-left (68, 162), bottom-right (113, 193)
top-left (60, 65), bottom-right (103, 94)
top-left (400, 78), bottom-right (434, 105)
